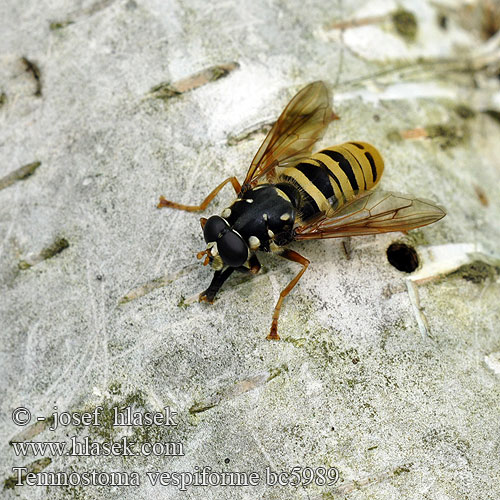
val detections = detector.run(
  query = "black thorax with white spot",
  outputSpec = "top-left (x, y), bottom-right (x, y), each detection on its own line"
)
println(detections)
top-left (221, 184), bottom-right (297, 252)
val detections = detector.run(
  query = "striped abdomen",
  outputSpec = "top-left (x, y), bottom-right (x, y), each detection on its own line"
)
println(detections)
top-left (280, 141), bottom-right (384, 221)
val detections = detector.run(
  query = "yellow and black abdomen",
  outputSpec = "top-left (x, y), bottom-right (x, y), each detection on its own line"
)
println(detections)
top-left (280, 141), bottom-right (384, 222)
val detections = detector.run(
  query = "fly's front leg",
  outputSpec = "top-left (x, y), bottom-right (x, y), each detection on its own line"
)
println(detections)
top-left (158, 177), bottom-right (241, 212)
top-left (199, 267), bottom-right (235, 303)
top-left (199, 255), bottom-right (260, 304)
top-left (267, 249), bottom-right (309, 341)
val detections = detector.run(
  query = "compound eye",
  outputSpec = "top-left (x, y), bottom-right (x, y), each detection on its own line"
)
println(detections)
top-left (203, 216), bottom-right (228, 243)
top-left (218, 231), bottom-right (248, 268)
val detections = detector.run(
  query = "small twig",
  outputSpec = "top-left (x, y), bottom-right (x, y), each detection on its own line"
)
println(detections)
top-left (0, 161), bottom-right (41, 191)
top-left (19, 237), bottom-right (69, 270)
top-left (8, 418), bottom-right (52, 444)
top-left (149, 62), bottom-right (240, 100)
top-left (49, 0), bottom-right (116, 29)
top-left (21, 57), bottom-right (42, 96)
top-left (474, 185), bottom-right (489, 207)
top-left (325, 14), bottom-right (389, 30)
top-left (406, 280), bottom-right (431, 340)
top-left (189, 366), bottom-right (285, 414)
top-left (3, 458), bottom-right (51, 490)
top-left (342, 238), bottom-right (352, 260)
top-left (331, 463), bottom-right (413, 495)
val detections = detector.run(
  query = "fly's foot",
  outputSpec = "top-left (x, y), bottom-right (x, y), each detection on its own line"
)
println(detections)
top-left (157, 196), bottom-right (171, 208)
top-left (266, 323), bottom-right (280, 341)
top-left (199, 291), bottom-right (216, 304)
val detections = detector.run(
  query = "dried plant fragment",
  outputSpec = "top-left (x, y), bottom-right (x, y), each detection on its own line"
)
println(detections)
top-left (19, 237), bottom-right (69, 270)
top-left (0, 161), bottom-right (41, 191)
top-left (21, 57), bottom-right (42, 96)
top-left (149, 62), bottom-right (240, 100)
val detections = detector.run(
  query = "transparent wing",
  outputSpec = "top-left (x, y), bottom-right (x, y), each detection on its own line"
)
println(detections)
top-left (242, 81), bottom-right (335, 190)
top-left (294, 190), bottom-right (446, 240)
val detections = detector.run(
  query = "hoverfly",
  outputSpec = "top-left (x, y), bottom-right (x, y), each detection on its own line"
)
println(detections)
top-left (158, 81), bottom-right (445, 340)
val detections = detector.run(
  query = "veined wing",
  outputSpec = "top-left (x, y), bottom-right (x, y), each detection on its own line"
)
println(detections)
top-left (242, 81), bottom-right (335, 191)
top-left (294, 190), bottom-right (446, 240)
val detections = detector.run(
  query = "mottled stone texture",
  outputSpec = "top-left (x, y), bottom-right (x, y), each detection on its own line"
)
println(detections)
top-left (1, 0), bottom-right (500, 499)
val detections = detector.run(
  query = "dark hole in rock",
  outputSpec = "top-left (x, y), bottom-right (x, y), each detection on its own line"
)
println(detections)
top-left (387, 242), bottom-right (419, 273)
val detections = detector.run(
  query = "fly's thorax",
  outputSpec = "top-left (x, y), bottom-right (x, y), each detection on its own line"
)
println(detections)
top-left (220, 184), bottom-right (297, 253)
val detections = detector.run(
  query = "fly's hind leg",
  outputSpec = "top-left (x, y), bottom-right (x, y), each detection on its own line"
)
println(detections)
top-left (158, 177), bottom-right (241, 211)
top-left (267, 249), bottom-right (309, 341)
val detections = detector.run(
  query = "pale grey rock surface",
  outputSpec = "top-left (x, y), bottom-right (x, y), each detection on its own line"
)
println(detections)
top-left (1, 0), bottom-right (500, 499)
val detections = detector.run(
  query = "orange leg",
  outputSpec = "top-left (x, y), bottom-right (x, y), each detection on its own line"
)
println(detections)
top-left (267, 249), bottom-right (309, 341)
top-left (158, 177), bottom-right (241, 211)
